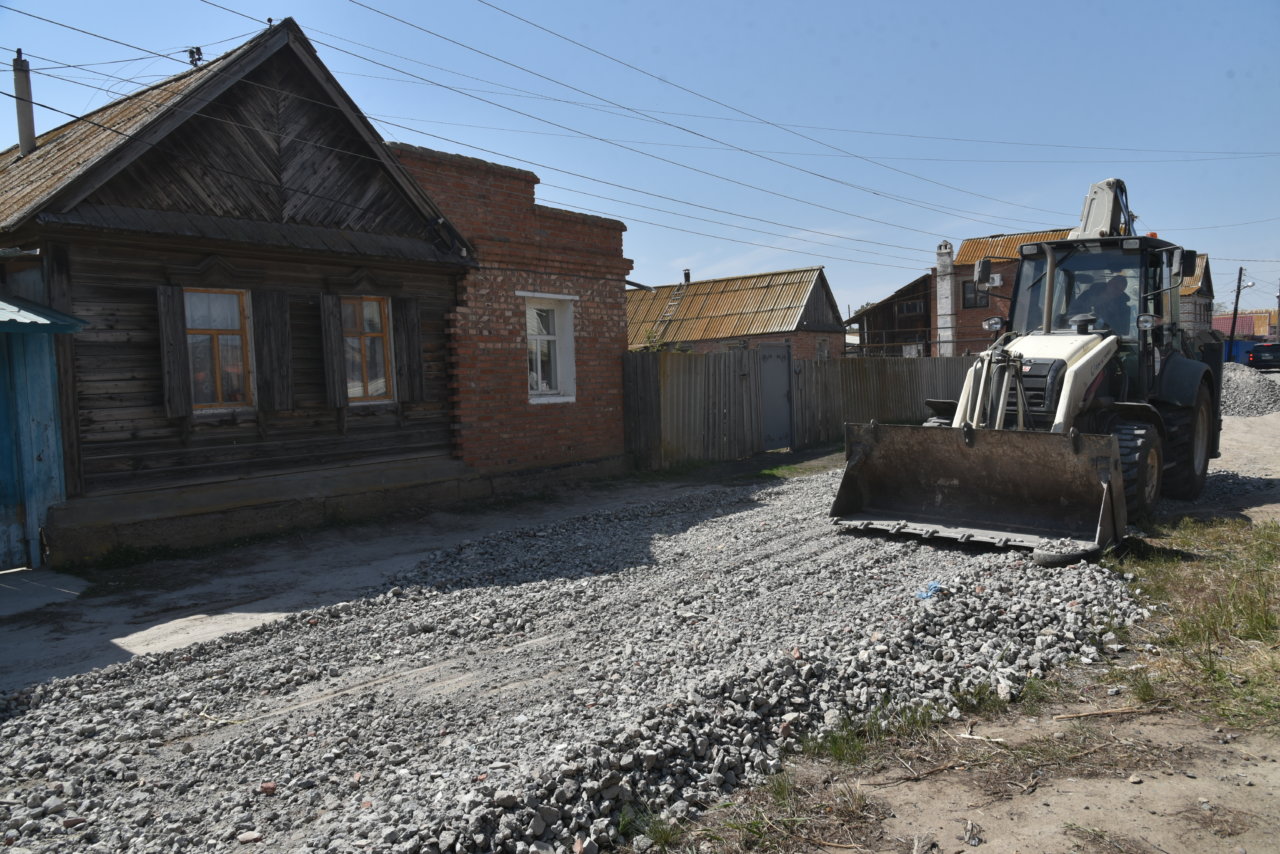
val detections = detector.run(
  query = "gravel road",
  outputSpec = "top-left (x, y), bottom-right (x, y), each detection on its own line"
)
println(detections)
top-left (0, 471), bottom-right (1144, 854)
top-left (6, 364), bottom-right (1279, 854)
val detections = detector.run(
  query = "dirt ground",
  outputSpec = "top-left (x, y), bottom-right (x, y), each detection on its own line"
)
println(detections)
top-left (792, 686), bottom-right (1280, 854)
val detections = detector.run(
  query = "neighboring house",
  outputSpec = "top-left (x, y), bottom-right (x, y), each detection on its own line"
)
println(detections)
top-left (626, 267), bottom-right (844, 360)
top-left (390, 145), bottom-right (631, 474)
top-left (848, 273), bottom-right (933, 357)
top-left (944, 230), bottom-right (1071, 354)
top-left (1213, 310), bottom-right (1277, 341)
top-left (1179, 254), bottom-right (1214, 333)
top-left (0, 20), bottom-right (631, 567)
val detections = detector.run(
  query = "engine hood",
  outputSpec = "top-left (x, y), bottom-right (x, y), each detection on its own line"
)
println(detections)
top-left (1006, 332), bottom-right (1110, 366)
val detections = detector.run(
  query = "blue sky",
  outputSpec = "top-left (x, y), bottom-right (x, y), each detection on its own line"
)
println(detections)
top-left (3, 0), bottom-right (1278, 316)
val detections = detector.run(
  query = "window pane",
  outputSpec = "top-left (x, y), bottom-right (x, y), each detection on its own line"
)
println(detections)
top-left (208, 292), bottom-right (240, 330)
top-left (363, 299), bottom-right (383, 333)
top-left (219, 335), bottom-right (245, 402)
top-left (528, 307), bottom-right (554, 336)
top-left (345, 336), bottom-right (363, 398)
top-left (366, 337), bottom-right (386, 397)
top-left (537, 339), bottom-right (556, 392)
top-left (188, 334), bottom-right (215, 405)
top-left (184, 290), bottom-right (211, 328)
top-left (341, 300), bottom-right (359, 334)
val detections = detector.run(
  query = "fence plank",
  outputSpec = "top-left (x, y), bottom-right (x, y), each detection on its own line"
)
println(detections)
top-left (622, 354), bottom-right (975, 470)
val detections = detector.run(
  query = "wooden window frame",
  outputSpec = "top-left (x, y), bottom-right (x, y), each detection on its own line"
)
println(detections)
top-left (340, 295), bottom-right (394, 403)
top-left (184, 287), bottom-right (254, 411)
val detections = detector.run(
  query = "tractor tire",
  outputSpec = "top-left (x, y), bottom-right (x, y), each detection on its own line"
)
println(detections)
top-left (1162, 383), bottom-right (1213, 500)
top-left (1116, 421), bottom-right (1163, 522)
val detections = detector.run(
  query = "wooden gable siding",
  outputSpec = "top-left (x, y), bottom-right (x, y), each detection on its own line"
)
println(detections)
top-left (798, 275), bottom-right (843, 331)
top-left (82, 53), bottom-right (439, 242)
top-left (62, 239), bottom-right (455, 495)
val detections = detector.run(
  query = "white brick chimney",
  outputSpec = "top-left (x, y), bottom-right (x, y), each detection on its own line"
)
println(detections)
top-left (935, 240), bottom-right (955, 357)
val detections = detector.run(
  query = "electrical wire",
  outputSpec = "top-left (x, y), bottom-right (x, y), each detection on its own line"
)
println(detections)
top-left (467, 0), bottom-right (1081, 217)
top-left (16, 47), bottom-right (941, 266)
top-left (344, 0), bottom-right (1063, 229)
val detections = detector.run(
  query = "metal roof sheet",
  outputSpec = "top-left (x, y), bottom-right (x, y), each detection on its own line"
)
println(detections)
top-left (626, 267), bottom-right (825, 347)
top-left (1179, 254), bottom-right (1212, 298)
top-left (953, 230), bottom-right (1072, 265)
top-left (1212, 310), bottom-right (1276, 337)
top-left (0, 294), bottom-right (84, 333)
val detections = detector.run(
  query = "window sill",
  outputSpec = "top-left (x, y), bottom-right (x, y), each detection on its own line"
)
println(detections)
top-left (529, 394), bottom-right (576, 405)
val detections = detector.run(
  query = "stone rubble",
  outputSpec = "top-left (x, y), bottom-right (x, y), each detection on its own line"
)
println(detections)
top-left (1219, 361), bottom-right (1280, 417)
top-left (0, 469), bottom-right (1145, 853)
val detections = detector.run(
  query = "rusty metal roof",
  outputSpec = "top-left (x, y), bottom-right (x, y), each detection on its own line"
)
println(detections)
top-left (626, 267), bottom-right (829, 347)
top-left (1179, 254), bottom-right (1213, 298)
top-left (953, 230), bottom-right (1072, 265)
top-left (0, 31), bottom-right (266, 233)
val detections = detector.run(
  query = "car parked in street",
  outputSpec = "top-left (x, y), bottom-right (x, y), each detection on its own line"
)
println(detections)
top-left (1247, 342), bottom-right (1280, 371)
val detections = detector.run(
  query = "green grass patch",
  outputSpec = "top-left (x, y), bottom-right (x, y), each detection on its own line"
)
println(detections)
top-left (1112, 516), bottom-right (1280, 729)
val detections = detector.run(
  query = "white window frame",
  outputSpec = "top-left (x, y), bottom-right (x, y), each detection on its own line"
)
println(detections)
top-left (519, 291), bottom-right (577, 404)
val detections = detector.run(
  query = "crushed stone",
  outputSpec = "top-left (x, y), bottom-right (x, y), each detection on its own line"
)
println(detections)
top-left (0, 470), bottom-right (1145, 854)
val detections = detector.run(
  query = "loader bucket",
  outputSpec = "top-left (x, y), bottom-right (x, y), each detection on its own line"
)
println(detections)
top-left (829, 423), bottom-right (1126, 555)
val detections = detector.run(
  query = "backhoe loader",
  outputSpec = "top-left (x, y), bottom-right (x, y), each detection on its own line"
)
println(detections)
top-left (830, 179), bottom-right (1223, 563)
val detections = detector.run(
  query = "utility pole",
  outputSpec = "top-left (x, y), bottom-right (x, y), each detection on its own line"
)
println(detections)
top-left (1228, 266), bottom-right (1244, 361)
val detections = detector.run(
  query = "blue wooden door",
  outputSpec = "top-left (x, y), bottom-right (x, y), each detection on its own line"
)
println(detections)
top-left (0, 338), bottom-right (29, 568)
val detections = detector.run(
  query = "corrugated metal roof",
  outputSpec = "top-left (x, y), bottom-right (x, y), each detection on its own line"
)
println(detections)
top-left (0, 295), bottom-right (84, 333)
top-left (626, 267), bottom-right (825, 347)
top-left (1212, 310), bottom-right (1276, 337)
top-left (1179, 254), bottom-right (1212, 298)
top-left (953, 230), bottom-right (1072, 265)
top-left (0, 32), bottom-right (264, 232)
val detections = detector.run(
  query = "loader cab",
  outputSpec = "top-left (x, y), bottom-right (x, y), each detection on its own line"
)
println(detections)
top-left (1009, 240), bottom-right (1156, 339)
top-left (1007, 236), bottom-right (1190, 398)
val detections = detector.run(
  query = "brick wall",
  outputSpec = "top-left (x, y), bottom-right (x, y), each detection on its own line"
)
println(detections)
top-left (951, 258), bottom-right (1016, 354)
top-left (391, 144), bottom-right (633, 473)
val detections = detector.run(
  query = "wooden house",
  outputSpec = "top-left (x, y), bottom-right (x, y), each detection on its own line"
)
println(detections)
top-left (848, 273), bottom-right (933, 357)
top-left (0, 20), bottom-right (631, 567)
top-left (1179, 254), bottom-right (1214, 334)
top-left (626, 267), bottom-right (844, 360)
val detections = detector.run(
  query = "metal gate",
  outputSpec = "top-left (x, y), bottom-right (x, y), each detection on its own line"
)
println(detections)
top-left (757, 344), bottom-right (792, 450)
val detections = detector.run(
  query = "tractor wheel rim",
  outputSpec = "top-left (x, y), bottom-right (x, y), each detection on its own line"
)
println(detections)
top-left (1192, 405), bottom-right (1210, 474)
top-left (1144, 447), bottom-right (1161, 507)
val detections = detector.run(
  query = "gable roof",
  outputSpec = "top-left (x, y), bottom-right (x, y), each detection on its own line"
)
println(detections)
top-left (1180, 254), bottom-right (1213, 299)
top-left (0, 20), bottom-right (471, 265)
top-left (953, 230), bottom-right (1072, 266)
top-left (850, 273), bottom-right (931, 324)
top-left (1212, 310), bottom-right (1275, 338)
top-left (626, 267), bottom-right (840, 347)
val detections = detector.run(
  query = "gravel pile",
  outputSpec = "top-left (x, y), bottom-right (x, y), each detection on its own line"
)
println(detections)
top-left (0, 471), bottom-right (1145, 854)
top-left (1220, 362), bottom-right (1280, 417)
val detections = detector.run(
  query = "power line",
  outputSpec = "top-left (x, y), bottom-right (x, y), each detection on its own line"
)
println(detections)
top-left (467, 0), bottom-right (1078, 219)
top-left (14, 42), bottom-right (941, 266)
top-left (341, 0), bottom-right (1061, 231)
top-left (31, 64), bottom-right (931, 270)
top-left (10, 24), bottom-right (942, 267)
top-left (540, 198), bottom-right (925, 271)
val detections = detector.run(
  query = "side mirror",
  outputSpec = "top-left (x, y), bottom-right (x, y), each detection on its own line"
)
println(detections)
top-left (1181, 250), bottom-right (1198, 278)
top-left (974, 258), bottom-right (991, 285)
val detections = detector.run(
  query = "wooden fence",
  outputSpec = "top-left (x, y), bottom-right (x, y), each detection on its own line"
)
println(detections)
top-left (623, 351), bottom-right (975, 469)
